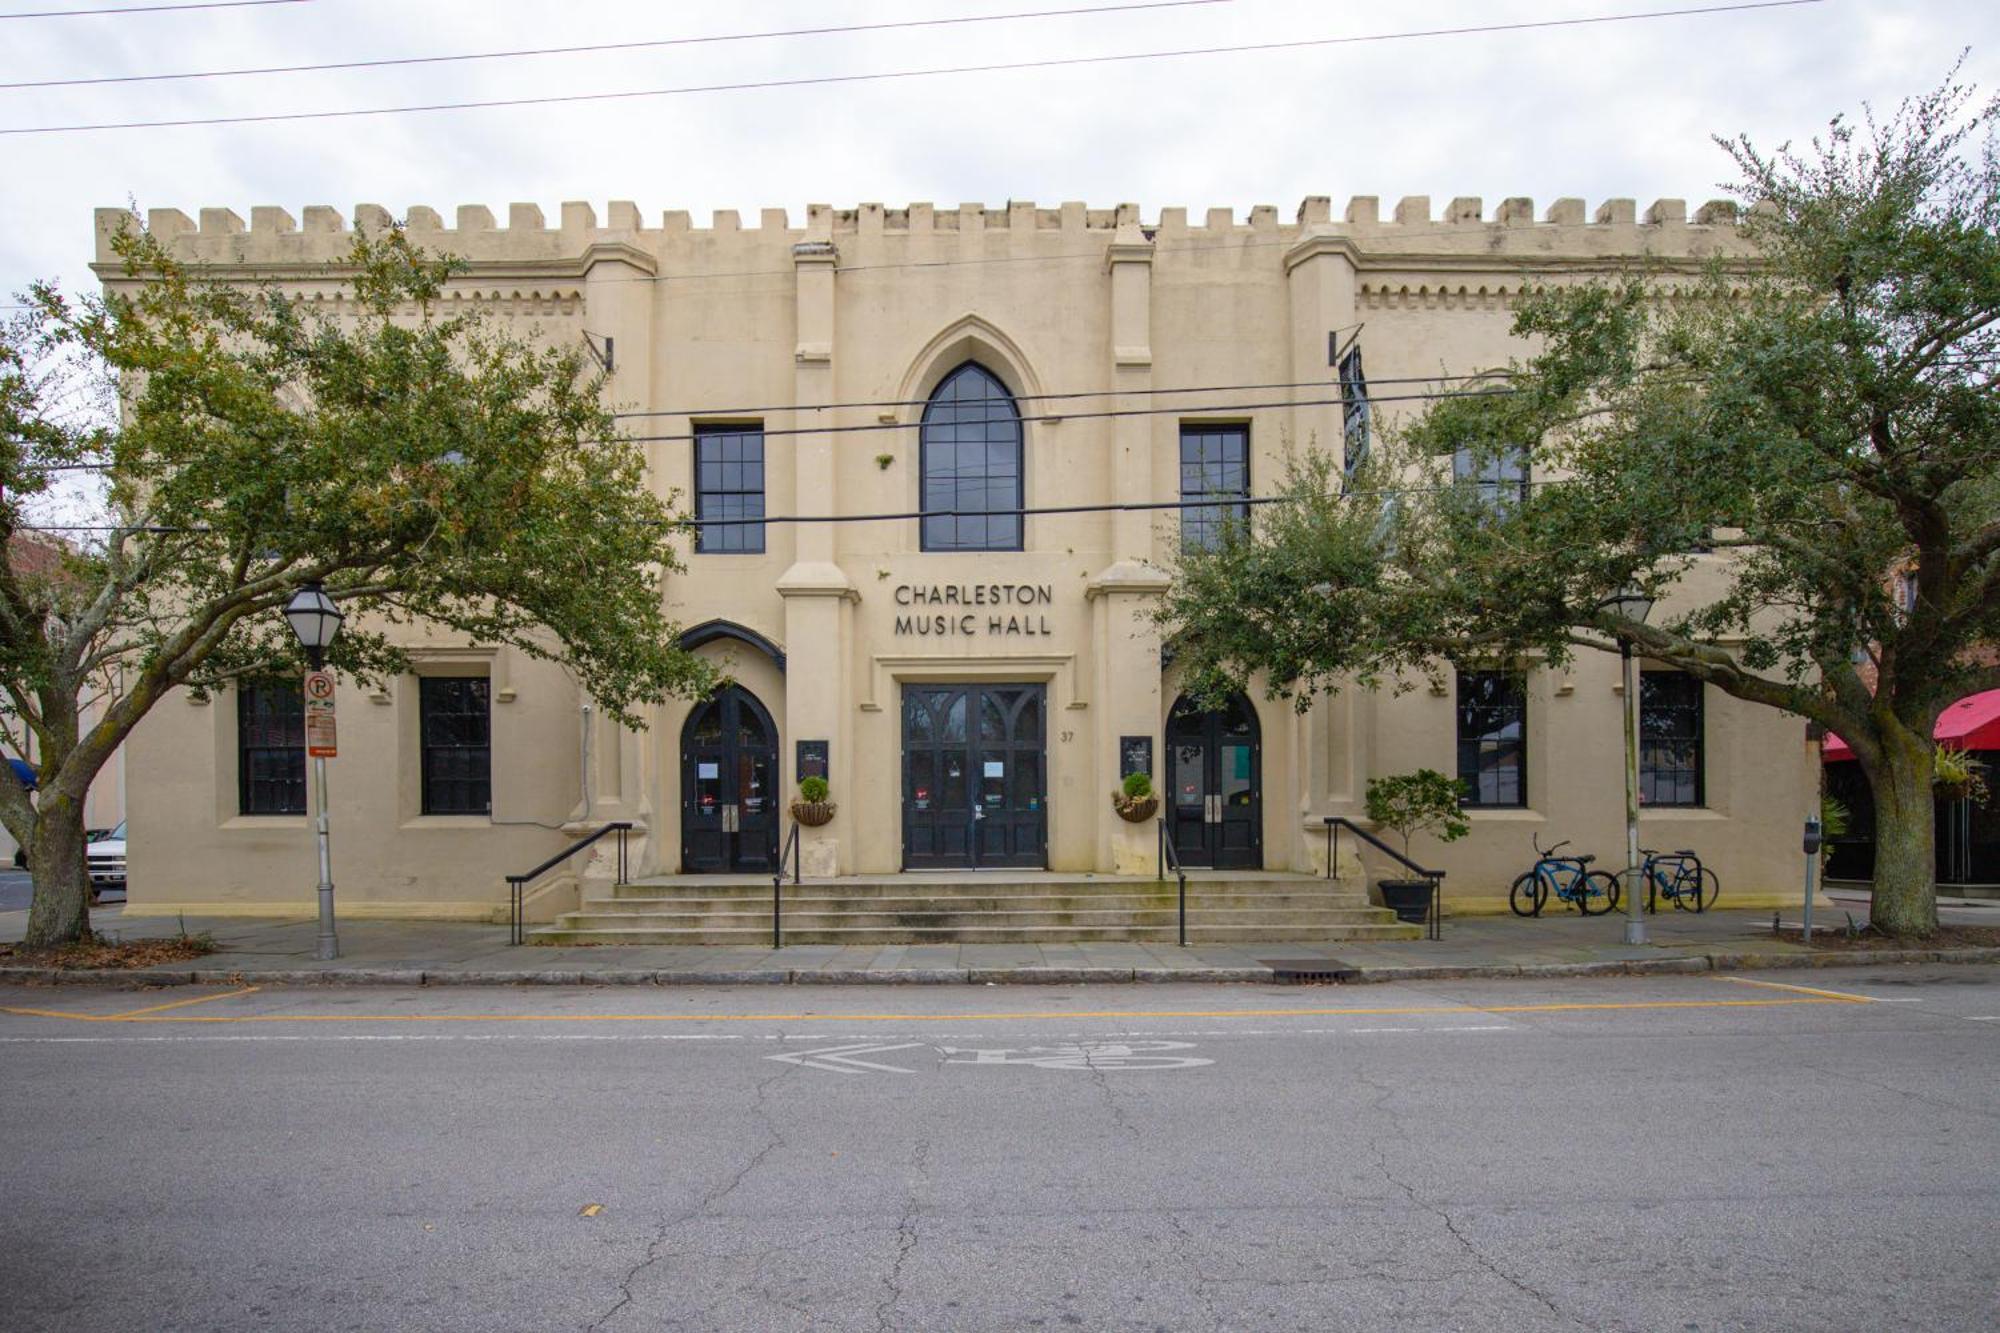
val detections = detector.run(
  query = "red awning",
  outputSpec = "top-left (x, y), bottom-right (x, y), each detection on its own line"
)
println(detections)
top-left (1821, 689), bottom-right (2000, 762)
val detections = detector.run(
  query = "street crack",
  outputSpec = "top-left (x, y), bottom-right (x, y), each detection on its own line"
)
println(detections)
top-left (872, 1136), bottom-right (930, 1332)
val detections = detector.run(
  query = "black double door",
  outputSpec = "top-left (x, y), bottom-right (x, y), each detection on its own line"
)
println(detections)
top-left (680, 685), bottom-right (779, 873)
top-left (902, 684), bottom-right (1047, 869)
top-left (1167, 693), bottom-right (1262, 869)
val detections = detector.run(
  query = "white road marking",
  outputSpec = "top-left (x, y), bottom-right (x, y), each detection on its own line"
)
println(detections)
top-left (1966, 1016), bottom-right (2000, 1021)
top-left (766, 1042), bottom-right (926, 1074)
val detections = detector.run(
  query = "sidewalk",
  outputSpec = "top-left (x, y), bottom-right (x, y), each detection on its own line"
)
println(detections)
top-left (2, 892), bottom-right (1996, 986)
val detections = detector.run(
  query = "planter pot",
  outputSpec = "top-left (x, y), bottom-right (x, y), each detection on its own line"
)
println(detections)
top-left (1377, 878), bottom-right (1435, 924)
top-left (1111, 792), bottom-right (1160, 823)
top-left (1936, 781), bottom-right (1973, 803)
top-left (789, 800), bottom-right (837, 827)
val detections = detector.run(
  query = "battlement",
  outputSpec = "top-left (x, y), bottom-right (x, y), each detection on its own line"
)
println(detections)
top-left (94, 195), bottom-right (1756, 271)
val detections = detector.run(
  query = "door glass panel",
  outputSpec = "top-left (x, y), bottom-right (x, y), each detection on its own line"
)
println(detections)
top-left (905, 696), bottom-right (933, 742)
top-left (1016, 752), bottom-right (1042, 813)
top-left (942, 694), bottom-right (967, 743)
top-left (1174, 744), bottom-right (1206, 808)
top-left (909, 751), bottom-right (934, 811)
top-left (942, 754), bottom-right (968, 810)
top-left (1221, 743), bottom-right (1254, 807)
top-left (739, 751), bottom-right (769, 812)
top-left (691, 703), bottom-right (722, 746)
top-left (694, 759), bottom-right (721, 813)
top-left (1017, 691), bottom-right (1042, 740)
top-left (980, 693), bottom-right (1008, 742)
top-left (980, 757), bottom-right (1005, 806)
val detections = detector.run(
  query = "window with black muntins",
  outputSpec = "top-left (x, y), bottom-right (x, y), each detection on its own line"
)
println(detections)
top-left (694, 424), bottom-right (766, 554)
top-left (1457, 670), bottom-right (1527, 807)
top-left (420, 676), bottom-right (491, 816)
top-left (1452, 442), bottom-right (1529, 510)
top-left (1640, 672), bottom-right (1704, 806)
top-left (237, 680), bottom-right (306, 815)
top-left (921, 363), bottom-right (1022, 551)
top-left (1179, 424), bottom-right (1249, 552)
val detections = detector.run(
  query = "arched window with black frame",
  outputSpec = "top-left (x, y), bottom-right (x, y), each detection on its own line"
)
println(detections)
top-left (921, 362), bottom-right (1023, 551)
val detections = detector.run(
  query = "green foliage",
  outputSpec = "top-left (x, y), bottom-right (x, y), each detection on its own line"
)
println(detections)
top-left (1819, 794), bottom-right (1852, 839)
top-left (798, 776), bottom-right (830, 803)
top-left (1120, 771), bottom-right (1154, 799)
top-left (1152, 72), bottom-right (2000, 934)
top-left (1364, 769), bottom-right (1471, 859)
top-left (0, 218), bottom-right (718, 946)
top-left (1933, 747), bottom-right (1991, 806)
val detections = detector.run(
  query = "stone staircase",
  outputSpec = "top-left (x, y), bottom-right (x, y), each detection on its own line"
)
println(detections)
top-left (529, 872), bottom-right (1422, 946)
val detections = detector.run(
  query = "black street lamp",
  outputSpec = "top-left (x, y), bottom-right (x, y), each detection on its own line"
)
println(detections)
top-left (284, 583), bottom-right (345, 960)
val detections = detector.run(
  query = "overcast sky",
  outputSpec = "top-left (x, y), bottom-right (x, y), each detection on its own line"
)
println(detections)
top-left (4, 0), bottom-right (1997, 307)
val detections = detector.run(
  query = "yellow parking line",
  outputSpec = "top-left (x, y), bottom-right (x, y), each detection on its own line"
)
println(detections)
top-left (111, 986), bottom-right (260, 1018)
top-left (1720, 977), bottom-right (1879, 1003)
top-left (0, 995), bottom-right (1847, 1026)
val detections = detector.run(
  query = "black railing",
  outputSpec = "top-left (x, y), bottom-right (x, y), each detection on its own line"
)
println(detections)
top-left (1323, 816), bottom-right (1445, 941)
top-left (772, 821), bottom-right (801, 948)
top-left (1158, 819), bottom-right (1188, 947)
top-left (506, 821), bottom-right (632, 945)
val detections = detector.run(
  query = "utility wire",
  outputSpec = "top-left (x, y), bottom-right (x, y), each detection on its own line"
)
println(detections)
top-left (0, 1), bottom-right (1825, 135)
top-left (0, 0), bottom-right (1225, 89)
top-left (1, 0), bottom-right (303, 16)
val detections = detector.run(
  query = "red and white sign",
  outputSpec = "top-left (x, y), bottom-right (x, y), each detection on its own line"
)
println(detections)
top-left (304, 670), bottom-right (337, 758)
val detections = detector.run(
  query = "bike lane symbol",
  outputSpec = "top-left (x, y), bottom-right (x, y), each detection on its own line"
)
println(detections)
top-left (938, 1040), bottom-right (1212, 1070)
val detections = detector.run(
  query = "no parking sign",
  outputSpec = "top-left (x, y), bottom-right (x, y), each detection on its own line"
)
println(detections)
top-left (304, 670), bottom-right (337, 758)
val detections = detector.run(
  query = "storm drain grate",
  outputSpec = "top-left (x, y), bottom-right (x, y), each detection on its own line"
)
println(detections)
top-left (1261, 958), bottom-right (1359, 984)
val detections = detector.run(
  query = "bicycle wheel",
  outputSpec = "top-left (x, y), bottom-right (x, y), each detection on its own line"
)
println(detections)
top-left (1578, 870), bottom-right (1619, 916)
top-left (1509, 871), bottom-right (1547, 918)
top-left (1690, 866), bottom-right (1719, 912)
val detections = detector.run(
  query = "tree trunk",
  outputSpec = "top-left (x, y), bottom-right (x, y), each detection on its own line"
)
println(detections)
top-left (1864, 722), bottom-right (1939, 938)
top-left (22, 795), bottom-right (92, 951)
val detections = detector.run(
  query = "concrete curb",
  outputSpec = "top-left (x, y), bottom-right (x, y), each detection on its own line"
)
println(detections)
top-left (1, 946), bottom-right (1996, 989)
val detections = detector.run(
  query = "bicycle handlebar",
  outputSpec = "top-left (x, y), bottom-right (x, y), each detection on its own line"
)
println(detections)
top-left (1532, 834), bottom-right (1573, 858)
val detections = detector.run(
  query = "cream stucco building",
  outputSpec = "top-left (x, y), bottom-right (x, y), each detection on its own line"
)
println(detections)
top-left (96, 194), bottom-right (1817, 926)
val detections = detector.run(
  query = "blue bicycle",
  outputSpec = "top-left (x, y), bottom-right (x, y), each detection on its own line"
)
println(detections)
top-left (1609, 848), bottom-right (1719, 914)
top-left (1510, 834), bottom-right (1619, 917)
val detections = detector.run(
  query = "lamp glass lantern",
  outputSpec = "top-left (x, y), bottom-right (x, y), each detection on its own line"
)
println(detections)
top-left (283, 583), bottom-right (345, 669)
top-left (1598, 583), bottom-right (1655, 626)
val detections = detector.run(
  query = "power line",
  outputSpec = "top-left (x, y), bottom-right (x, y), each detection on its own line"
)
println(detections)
top-left (0, 0), bottom-right (1224, 90)
top-left (618, 369), bottom-right (1497, 421)
top-left (618, 386), bottom-right (1515, 445)
top-left (1, 0), bottom-right (304, 17)
top-left (1, 1), bottom-right (1825, 135)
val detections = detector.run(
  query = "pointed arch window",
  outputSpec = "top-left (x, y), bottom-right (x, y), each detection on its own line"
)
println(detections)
top-left (921, 363), bottom-right (1023, 551)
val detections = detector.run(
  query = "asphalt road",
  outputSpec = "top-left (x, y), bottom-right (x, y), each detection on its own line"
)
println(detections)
top-left (1, 969), bottom-right (1996, 1332)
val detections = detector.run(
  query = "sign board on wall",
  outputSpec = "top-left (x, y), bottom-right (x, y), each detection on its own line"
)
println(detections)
top-left (1120, 736), bottom-right (1153, 781)
top-left (797, 740), bottom-right (829, 782)
top-left (303, 670), bottom-right (337, 758)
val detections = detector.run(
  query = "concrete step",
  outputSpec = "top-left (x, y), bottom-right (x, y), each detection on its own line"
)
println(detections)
top-left (608, 877), bottom-right (1343, 901)
top-left (528, 921), bottom-right (1423, 946)
top-left (583, 892), bottom-right (1375, 914)
top-left (555, 906), bottom-right (1397, 931)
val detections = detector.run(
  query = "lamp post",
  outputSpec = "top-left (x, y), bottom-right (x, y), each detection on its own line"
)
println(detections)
top-left (1598, 584), bottom-right (1655, 946)
top-left (284, 582), bottom-right (345, 961)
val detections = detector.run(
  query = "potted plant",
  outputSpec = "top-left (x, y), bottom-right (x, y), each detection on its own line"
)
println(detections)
top-left (1111, 771), bottom-right (1159, 822)
top-left (1933, 747), bottom-right (1990, 806)
top-left (790, 776), bottom-right (836, 827)
top-left (1363, 769), bottom-right (1470, 923)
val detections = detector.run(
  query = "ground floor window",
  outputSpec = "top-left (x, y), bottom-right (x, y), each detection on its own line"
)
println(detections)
top-left (420, 677), bottom-right (491, 815)
top-left (1640, 672), bottom-right (1703, 806)
top-left (237, 680), bottom-right (306, 815)
top-left (1457, 670), bottom-right (1526, 807)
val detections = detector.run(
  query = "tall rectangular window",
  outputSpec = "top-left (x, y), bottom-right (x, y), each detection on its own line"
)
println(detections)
top-left (1453, 442), bottom-right (1529, 510)
top-left (1640, 672), bottom-right (1704, 807)
top-left (694, 424), bottom-right (765, 554)
top-left (1457, 670), bottom-right (1527, 807)
top-left (237, 680), bottom-right (306, 815)
top-left (420, 676), bottom-right (491, 816)
top-left (1180, 424), bottom-right (1249, 552)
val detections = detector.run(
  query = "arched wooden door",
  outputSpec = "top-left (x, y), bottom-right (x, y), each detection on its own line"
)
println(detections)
top-left (1166, 692), bottom-right (1262, 869)
top-left (680, 685), bottom-right (779, 873)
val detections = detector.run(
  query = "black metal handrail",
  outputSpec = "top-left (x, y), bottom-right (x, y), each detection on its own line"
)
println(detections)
top-left (772, 821), bottom-right (801, 948)
top-left (1158, 818), bottom-right (1188, 947)
top-left (1323, 815), bottom-right (1445, 941)
top-left (506, 821), bottom-right (632, 945)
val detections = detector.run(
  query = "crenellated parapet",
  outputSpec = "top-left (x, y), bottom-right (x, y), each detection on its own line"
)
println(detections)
top-left (94, 195), bottom-right (1759, 278)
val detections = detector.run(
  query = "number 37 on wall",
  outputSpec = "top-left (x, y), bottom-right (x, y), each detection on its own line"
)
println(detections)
top-left (1059, 730), bottom-right (1075, 743)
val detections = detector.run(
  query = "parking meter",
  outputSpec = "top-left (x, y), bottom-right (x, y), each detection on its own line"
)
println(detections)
top-left (1802, 815), bottom-right (1822, 940)
top-left (1803, 816), bottom-right (1823, 856)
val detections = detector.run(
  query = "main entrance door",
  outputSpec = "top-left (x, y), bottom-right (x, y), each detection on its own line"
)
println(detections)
top-left (1166, 692), bottom-right (1262, 869)
top-left (902, 684), bottom-right (1047, 869)
top-left (680, 685), bottom-right (779, 873)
